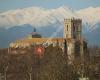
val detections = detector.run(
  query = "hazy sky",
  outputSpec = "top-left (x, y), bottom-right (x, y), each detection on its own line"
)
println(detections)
top-left (0, 0), bottom-right (100, 13)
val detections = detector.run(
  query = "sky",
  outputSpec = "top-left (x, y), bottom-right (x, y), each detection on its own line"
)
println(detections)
top-left (0, 0), bottom-right (100, 13)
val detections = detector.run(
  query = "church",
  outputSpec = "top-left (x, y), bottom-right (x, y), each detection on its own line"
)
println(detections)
top-left (9, 18), bottom-right (87, 61)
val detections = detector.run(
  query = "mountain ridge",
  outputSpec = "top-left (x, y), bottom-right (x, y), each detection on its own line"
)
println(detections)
top-left (0, 6), bottom-right (100, 48)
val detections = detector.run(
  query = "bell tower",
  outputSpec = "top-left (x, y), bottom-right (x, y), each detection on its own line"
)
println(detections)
top-left (64, 18), bottom-right (82, 40)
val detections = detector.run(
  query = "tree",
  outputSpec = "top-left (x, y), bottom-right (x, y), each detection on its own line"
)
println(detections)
top-left (35, 45), bottom-right (68, 80)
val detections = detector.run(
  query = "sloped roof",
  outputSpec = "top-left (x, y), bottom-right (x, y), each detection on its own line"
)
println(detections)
top-left (14, 38), bottom-right (74, 44)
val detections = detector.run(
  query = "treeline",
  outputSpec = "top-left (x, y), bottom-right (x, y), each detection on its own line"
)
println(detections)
top-left (0, 45), bottom-right (68, 80)
top-left (0, 45), bottom-right (100, 80)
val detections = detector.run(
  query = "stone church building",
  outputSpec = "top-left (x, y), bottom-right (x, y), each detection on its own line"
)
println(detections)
top-left (9, 18), bottom-right (87, 61)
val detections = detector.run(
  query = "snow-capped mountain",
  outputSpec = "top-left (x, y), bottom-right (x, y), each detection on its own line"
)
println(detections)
top-left (77, 7), bottom-right (100, 32)
top-left (0, 6), bottom-right (100, 48)
top-left (0, 6), bottom-right (100, 30)
top-left (0, 6), bottom-right (77, 29)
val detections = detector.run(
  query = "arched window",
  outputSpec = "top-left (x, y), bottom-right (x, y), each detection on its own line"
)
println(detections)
top-left (67, 25), bottom-right (68, 31)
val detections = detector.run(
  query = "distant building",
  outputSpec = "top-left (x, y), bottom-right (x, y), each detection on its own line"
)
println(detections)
top-left (9, 18), bottom-right (87, 63)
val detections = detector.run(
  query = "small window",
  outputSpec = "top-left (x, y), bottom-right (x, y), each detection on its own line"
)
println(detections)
top-left (73, 26), bottom-right (75, 31)
top-left (67, 25), bottom-right (68, 31)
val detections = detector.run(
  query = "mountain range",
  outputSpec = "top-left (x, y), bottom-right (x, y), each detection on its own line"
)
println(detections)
top-left (0, 6), bottom-right (100, 48)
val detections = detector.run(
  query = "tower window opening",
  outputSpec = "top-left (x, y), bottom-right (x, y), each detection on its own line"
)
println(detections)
top-left (67, 25), bottom-right (68, 31)
top-left (73, 24), bottom-right (75, 31)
